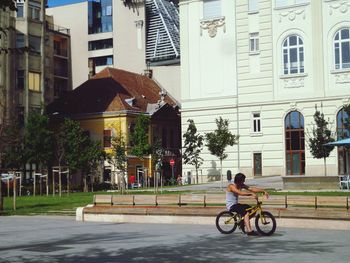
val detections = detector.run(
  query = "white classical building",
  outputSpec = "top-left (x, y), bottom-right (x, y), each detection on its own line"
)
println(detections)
top-left (180, 0), bottom-right (350, 180)
top-left (47, 0), bottom-right (181, 101)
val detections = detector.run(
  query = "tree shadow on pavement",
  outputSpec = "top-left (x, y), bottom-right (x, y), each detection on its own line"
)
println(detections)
top-left (1, 228), bottom-right (338, 263)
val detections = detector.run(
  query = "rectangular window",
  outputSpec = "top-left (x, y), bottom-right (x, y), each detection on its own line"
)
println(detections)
top-left (28, 72), bottom-right (41, 92)
top-left (252, 112), bottom-right (261, 133)
top-left (249, 33), bottom-right (259, 53)
top-left (17, 3), bottom-right (24, 18)
top-left (203, 0), bottom-right (221, 20)
top-left (276, 0), bottom-right (307, 7)
top-left (248, 0), bottom-right (258, 13)
top-left (17, 70), bottom-right (24, 89)
top-left (16, 33), bottom-right (25, 48)
top-left (91, 55), bottom-right (113, 66)
top-left (103, 129), bottom-right (112, 148)
top-left (28, 1), bottom-right (41, 21)
top-left (29, 35), bottom-right (41, 54)
top-left (88, 38), bottom-right (113, 51)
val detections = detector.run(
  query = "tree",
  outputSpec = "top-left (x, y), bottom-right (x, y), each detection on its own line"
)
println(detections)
top-left (183, 119), bottom-right (203, 184)
top-left (308, 105), bottom-right (335, 176)
top-left (56, 118), bottom-right (104, 192)
top-left (130, 114), bottom-right (151, 159)
top-left (0, 0), bottom-right (17, 10)
top-left (106, 134), bottom-right (127, 194)
top-left (151, 138), bottom-right (164, 191)
top-left (205, 117), bottom-right (238, 189)
top-left (24, 111), bottom-right (54, 172)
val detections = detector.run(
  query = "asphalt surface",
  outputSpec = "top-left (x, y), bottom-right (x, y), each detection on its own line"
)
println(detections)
top-left (1, 216), bottom-right (349, 263)
top-left (167, 176), bottom-right (284, 192)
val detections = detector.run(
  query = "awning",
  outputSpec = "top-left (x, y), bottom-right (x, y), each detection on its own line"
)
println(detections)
top-left (324, 138), bottom-right (350, 147)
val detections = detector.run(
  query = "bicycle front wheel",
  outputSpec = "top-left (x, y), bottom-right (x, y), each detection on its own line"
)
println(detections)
top-left (255, 211), bottom-right (276, 236)
top-left (215, 211), bottom-right (238, 234)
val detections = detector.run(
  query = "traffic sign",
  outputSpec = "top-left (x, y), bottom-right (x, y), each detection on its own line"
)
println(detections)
top-left (170, 159), bottom-right (175, 166)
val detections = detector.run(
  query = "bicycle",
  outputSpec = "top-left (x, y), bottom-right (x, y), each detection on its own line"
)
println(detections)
top-left (215, 200), bottom-right (277, 236)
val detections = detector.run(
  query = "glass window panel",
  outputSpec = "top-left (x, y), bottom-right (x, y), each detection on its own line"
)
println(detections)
top-left (16, 33), bottom-right (25, 48)
top-left (285, 115), bottom-right (290, 129)
top-left (341, 29), bottom-right (349, 40)
top-left (249, 0), bottom-right (258, 12)
top-left (203, 0), bottom-right (221, 19)
top-left (291, 131), bottom-right (300, 150)
top-left (17, 4), bottom-right (24, 17)
top-left (29, 35), bottom-right (41, 54)
top-left (342, 42), bottom-right (350, 65)
top-left (292, 153), bottom-right (300, 174)
top-left (283, 39), bottom-right (288, 47)
top-left (290, 36), bottom-right (297, 46)
top-left (276, 0), bottom-right (288, 8)
top-left (335, 32), bottom-right (339, 40)
top-left (290, 48), bottom-right (298, 63)
top-left (298, 37), bottom-right (303, 45)
top-left (300, 115), bottom-right (304, 128)
top-left (335, 46), bottom-right (340, 68)
top-left (290, 111), bottom-right (299, 129)
top-left (286, 138), bottom-right (290, 150)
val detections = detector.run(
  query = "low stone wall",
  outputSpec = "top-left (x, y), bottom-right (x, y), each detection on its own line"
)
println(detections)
top-left (282, 176), bottom-right (339, 190)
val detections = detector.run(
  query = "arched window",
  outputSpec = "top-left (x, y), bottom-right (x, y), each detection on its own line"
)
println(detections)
top-left (334, 28), bottom-right (350, 70)
top-left (336, 108), bottom-right (349, 175)
top-left (282, 35), bottom-right (304, 75)
top-left (285, 111), bottom-right (305, 175)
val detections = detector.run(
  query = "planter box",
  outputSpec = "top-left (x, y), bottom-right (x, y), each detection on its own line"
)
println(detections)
top-left (282, 176), bottom-right (339, 190)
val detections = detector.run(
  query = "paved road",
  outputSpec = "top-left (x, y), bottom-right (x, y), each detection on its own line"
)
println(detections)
top-left (166, 176), bottom-right (284, 192)
top-left (1, 216), bottom-right (349, 263)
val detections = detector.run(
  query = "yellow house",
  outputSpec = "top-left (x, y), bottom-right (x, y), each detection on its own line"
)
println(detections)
top-left (47, 67), bottom-right (181, 187)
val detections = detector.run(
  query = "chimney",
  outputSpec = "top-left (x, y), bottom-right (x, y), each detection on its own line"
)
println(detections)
top-left (88, 59), bottom-right (95, 79)
top-left (144, 61), bottom-right (153, 78)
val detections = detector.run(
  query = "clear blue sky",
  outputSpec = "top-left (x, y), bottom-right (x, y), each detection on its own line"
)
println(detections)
top-left (47, 0), bottom-right (86, 8)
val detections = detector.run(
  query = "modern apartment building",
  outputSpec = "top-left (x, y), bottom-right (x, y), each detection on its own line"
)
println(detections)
top-left (47, 0), bottom-right (181, 101)
top-left (180, 0), bottom-right (350, 180)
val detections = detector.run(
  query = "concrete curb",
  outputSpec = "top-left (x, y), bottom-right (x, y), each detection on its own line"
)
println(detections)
top-left (79, 213), bottom-right (350, 231)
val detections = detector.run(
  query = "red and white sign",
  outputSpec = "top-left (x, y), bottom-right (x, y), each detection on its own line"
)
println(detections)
top-left (169, 159), bottom-right (175, 166)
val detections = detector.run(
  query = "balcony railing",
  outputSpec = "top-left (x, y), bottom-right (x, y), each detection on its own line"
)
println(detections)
top-left (46, 22), bottom-right (70, 35)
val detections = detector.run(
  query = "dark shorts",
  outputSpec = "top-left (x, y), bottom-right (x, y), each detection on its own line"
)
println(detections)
top-left (229, 203), bottom-right (251, 217)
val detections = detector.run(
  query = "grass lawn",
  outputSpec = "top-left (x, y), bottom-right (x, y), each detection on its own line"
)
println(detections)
top-left (1, 189), bottom-right (349, 216)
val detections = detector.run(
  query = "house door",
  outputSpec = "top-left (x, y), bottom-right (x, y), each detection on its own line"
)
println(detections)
top-left (253, 153), bottom-right (262, 176)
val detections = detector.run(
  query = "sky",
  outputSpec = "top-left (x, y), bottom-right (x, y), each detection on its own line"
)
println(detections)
top-left (47, 0), bottom-right (86, 8)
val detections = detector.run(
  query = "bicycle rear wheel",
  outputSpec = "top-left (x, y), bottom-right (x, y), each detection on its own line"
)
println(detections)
top-left (215, 211), bottom-right (238, 234)
top-left (255, 211), bottom-right (276, 236)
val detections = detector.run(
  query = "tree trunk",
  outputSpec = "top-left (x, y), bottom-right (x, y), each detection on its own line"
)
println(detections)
top-left (220, 159), bottom-right (223, 190)
top-left (196, 168), bottom-right (198, 184)
top-left (13, 175), bottom-right (16, 211)
top-left (83, 175), bottom-right (88, 192)
top-left (324, 157), bottom-right (327, 176)
top-left (0, 180), bottom-right (3, 211)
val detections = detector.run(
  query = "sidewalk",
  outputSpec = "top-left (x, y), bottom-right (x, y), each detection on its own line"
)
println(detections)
top-left (77, 203), bottom-right (350, 231)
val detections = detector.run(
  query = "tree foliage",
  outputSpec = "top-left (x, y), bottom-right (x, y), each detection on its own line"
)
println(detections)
top-left (308, 105), bottom-right (335, 176)
top-left (205, 117), bottom-right (238, 162)
top-left (183, 119), bottom-right (203, 183)
top-left (106, 134), bottom-right (127, 193)
top-left (130, 114), bottom-right (151, 159)
top-left (205, 117), bottom-right (238, 188)
top-left (308, 105), bottom-right (335, 159)
top-left (152, 138), bottom-right (164, 170)
top-left (24, 111), bottom-right (54, 170)
top-left (0, 0), bottom-right (17, 11)
top-left (56, 118), bottom-right (105, 191)
top-left (1, 122), bottom-right (24, 170)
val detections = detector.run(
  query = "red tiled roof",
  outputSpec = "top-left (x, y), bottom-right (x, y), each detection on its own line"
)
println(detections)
top-left (47, 67), bottom-right (177, 115)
